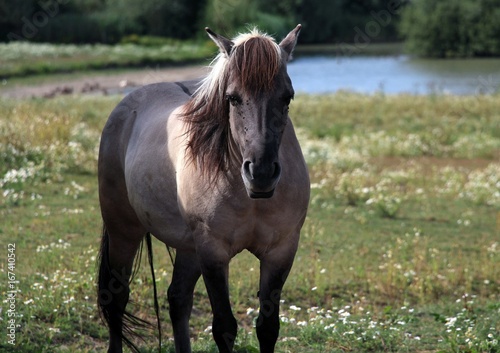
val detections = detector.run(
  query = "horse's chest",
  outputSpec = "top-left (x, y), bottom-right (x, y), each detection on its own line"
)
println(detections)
top-left (178, 168), bottom-right (308, 256)
top-left (247, 216), bottom-right (292, 254)
top-left (208, 201), bottom-right (299, 256)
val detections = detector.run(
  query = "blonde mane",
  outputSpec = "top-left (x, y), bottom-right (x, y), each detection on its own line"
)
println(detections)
top-left (183, 29), bottom-right (283, 177)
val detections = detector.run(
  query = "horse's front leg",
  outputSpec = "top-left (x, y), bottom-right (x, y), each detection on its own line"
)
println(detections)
top-left (196, 240), bottom-right (237, 353)
top-left (256, 238), bottom-right (298, 353)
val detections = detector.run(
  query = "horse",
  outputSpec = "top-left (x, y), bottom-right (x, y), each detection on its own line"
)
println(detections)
top-left (97, 25), bottom-right (310, 353)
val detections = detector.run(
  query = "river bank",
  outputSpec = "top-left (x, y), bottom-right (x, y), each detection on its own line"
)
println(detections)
top-left (0, 65), bottom-right (206, 99)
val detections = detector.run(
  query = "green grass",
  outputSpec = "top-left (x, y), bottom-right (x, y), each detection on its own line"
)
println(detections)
top-left (0, 41), bottom-right (215, 79)
top-left (0, 94), bottom-right (499, 352)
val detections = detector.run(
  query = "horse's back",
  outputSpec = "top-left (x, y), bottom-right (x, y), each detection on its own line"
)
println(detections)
top-left (98, 81), bottom-right (199, 248)
top-left (99, 81), bottom-right (197, 169)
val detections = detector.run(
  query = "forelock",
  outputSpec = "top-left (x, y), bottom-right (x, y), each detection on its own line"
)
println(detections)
top-left (228, 29), bottom-right (282, 94)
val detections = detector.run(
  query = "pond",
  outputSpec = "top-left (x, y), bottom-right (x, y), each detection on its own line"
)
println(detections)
top-left (288, 54), bottom-right (500, 95)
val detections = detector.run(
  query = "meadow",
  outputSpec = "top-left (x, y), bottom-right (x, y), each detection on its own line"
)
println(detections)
top-left (0, 40), bottom-right (213, 79)
top-left (0, 93), bottom-right (498, 352)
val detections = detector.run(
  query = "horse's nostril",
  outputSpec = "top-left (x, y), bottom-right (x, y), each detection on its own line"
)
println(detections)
top-left (243, 160), bottom-right (281, 181)
top-left (272, 162), bottom-right (281, 179)
top-left (243, 160), bottom-right (253, 179)
top-left (241, 159), bottom-right (282, 198)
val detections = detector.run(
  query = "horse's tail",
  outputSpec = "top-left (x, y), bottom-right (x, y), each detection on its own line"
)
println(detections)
top-left (97, 225), bottom-right (161, 352)
top-left (146, 232), bottom-right (162, 352)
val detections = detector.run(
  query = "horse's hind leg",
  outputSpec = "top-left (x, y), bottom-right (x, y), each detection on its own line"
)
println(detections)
top-left (168, 250), bottom-right (201, 353)
top-left (98, 217), bottom-right (146, 353)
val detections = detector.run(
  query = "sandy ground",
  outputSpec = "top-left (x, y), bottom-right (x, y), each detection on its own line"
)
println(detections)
top-left (0, 65), bottom-right (207, 99)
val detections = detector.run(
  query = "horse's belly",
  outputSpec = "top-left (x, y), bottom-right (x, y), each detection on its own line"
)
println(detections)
top-left (149, 218), bottom-right (194, 250)
top-left (132, 197), bottom-right (194, 250)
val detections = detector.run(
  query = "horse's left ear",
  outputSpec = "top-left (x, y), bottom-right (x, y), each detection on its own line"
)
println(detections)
top-left (279, 24), bottom-right (302, 61)
top-left (205, 27), bottom-right (233, 57)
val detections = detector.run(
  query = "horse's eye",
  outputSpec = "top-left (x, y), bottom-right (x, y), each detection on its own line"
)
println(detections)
top-left (226, 94), bottom-right (241, 106)
top-left (282, 95), bottom-right (294, 106)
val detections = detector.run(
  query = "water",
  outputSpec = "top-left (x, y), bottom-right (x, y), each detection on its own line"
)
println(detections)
top-left (287, 54), bottom-right (500, 95)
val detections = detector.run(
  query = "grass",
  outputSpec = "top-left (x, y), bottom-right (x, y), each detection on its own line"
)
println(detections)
top-left (0, 93), bottom-right (499, 352)
top-left (0, 41), bottom-right (215, 79)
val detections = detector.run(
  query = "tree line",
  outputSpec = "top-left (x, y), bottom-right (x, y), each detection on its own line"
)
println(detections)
top-left (1, 0), bottom-right (500, 57)
top-left (0, 0), bottom-right (404, 44)
top-left (400, 0), bottom-right (500, 57)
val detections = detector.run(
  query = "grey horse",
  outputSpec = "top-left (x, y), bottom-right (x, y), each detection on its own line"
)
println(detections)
top-left (97, 25), bottom-right (310, 353)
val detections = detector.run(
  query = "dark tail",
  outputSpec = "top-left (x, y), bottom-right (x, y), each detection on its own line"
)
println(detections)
top-left (97, 225), bottom-right (160, 352)
top-left (146, 232), bottom-right (162, 352)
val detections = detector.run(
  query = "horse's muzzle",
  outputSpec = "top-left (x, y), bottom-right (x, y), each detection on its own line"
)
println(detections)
top-left (242, 160), bottom-right (281, 199)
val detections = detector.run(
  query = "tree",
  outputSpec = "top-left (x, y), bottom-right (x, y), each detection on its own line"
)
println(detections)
top-left (202, 0), bottom-right (258, 36)
top-left (137, 0), bottom-right (207, 39)
top-left (400, 0), bottom-right (500, 57)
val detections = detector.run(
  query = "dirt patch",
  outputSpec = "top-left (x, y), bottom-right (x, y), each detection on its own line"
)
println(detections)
top-left (0, 65), bottom-right (207, 99)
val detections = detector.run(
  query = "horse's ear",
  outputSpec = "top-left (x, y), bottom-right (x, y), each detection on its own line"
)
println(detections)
top-left (279, 24), bottom-right (302, 61)
top-left (205, 27), bottom-right (233, 57)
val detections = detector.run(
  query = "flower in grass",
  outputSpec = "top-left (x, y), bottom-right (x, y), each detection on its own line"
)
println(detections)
top-left (64, 181), bottom-right (86, 199)
top-left (338, 309), bottom-right (350, 317)
top-left (36, 239), bottom-right (71, 252)
top-left (63, 296), bottom-right (75, 304)
top-left (61, 208), bottom-right (84, 214)
top-left (487, 242), bottom-right (498, 254)
top-left (324, 323), bottom-right (335, 330)
top-left (445, 317), bottom-right (457, 328)
top-left (308, 307), bottom-right (319, 313)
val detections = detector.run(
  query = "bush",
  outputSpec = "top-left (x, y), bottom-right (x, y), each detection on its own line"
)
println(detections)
top-left (399, 0), bottom-right (500, 57)
top-left (120, 35), bottom-right (181, 47)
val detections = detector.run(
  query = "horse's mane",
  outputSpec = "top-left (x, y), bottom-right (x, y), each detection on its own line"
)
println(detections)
top-left (182, 29), bottom-right (282, 179)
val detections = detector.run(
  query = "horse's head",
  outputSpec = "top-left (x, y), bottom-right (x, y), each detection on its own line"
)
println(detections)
top-left (206, 25), bottom-right (301, 199)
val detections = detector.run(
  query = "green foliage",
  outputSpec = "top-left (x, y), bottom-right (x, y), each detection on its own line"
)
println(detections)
top-left (298, 0), bottom-right (405, 44)
top-left (135, 0), bottom-right (207, 39)
top-left (400, 0), bottom-right (500, 57)
top-left (120, 35), bottom-right (194, 47)
top-left (0, 0), bottom-right (406, 44)
top-left (3, 0), bottom-right (500, 55)
top-left (0, 0), bottom-right (205, 43)
top-left (203, 0), bottom-right (259, 35)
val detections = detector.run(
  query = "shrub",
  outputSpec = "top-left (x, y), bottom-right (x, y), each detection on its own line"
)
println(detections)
top-left (399, 0), bottom-right (500, 57)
